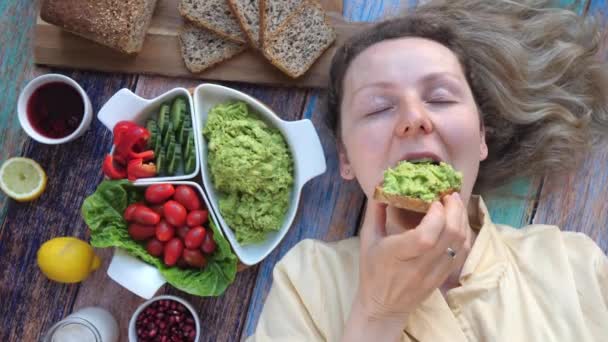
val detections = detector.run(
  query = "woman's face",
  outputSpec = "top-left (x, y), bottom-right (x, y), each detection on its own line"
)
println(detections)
top-left (339, 37), bottom-right (488, 206)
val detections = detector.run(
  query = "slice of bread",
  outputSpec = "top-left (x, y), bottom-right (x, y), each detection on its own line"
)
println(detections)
top-left (179, 0), bottom-right (247, 43)
top-left (259, 0), bottom-right (305, 48)
top-left (179, 23), bottom-right (247, 73)
top-left (227, 0), bottom-right (261, 48)
top-left (373, 186), bottom-right (458, 213)
top-left (262, 1), bottom-right (336, 78)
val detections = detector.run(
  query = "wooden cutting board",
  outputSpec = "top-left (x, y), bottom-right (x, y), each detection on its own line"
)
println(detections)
top-left (34, 0), bottom-right (371, 88)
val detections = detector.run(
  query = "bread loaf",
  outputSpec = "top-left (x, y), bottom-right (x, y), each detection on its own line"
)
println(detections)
top-left (40, 0), bottom-right (158, 54)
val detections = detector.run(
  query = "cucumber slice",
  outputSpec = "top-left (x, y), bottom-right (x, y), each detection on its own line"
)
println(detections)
top-left (178, 112), bottom-right (192, 138)
top-left (170, 97), bottom-right (188, 134)
top-left (184, 153), bottom-right (196, 174)
top-left (158, 103), bottom-right (171, 135)
top-left (167, 147), bottom-right (182, 176)
top-left (154, 132), bottom-right (162, 157)
top-left (156, 151), bottom-right (166, 176)
top-left (184, 131), bottom-right (194, 160)
top-left (146, 119), bottom-right (158, 149)
top-left (162, 122), bottom-right (173, 147)
top-left (179, 127), bottom-right (192, 147)
top-left (166, 139), bottom-right (177, 164)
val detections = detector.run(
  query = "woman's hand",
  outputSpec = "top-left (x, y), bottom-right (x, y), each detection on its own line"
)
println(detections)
top-left (342, 193), bottom-right (470, 342)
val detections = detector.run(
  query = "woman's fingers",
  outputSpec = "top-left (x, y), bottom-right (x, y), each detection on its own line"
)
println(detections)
top-left (381, 201), bottom-right (447, 261)
top-left (426, 193), bottom-right (468, 262)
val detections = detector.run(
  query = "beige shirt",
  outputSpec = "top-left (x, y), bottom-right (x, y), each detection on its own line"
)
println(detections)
top-left (247, 196), bottom-right (608, 341)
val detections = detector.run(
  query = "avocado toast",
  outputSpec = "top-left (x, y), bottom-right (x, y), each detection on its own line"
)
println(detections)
top-left (373, 160), bottom-right (463, 213)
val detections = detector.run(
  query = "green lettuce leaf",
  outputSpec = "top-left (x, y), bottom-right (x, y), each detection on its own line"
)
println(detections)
top-left (81, 180), bottom-right (237, 296)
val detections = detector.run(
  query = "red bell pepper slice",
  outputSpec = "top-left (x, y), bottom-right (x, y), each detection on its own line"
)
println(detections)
top-left (127, 158), bottom-right (157, 181)
top-left (129, 150), bottom-right (155, 161)
top-left (113, 121), bottom-right (139, 146)
top-left (115, 125), bottom-right (150, 161)
top-left (102, 154), bottom-right (127, 179)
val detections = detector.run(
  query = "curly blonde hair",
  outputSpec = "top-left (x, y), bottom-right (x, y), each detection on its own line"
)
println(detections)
top-left (326, 0), bottom-right (608, 192)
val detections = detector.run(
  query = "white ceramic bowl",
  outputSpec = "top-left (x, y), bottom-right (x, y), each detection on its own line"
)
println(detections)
top-left (128, 295), bottom-right (201, 342)
top-left (194, 83), bottom-right (327, 266)
top-left (18, 73), bottom-right (93, 144)
top-left (97, 88), bottom-right (201, 183)
top-left (106, 181), bottom-right (225, 299)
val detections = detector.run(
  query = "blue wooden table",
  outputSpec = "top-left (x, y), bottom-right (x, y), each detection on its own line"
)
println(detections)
top-left (0, 0), bottom-right (606, 341)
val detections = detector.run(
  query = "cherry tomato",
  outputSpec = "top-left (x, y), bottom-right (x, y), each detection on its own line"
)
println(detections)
top-left (201, 231), bottom-right (217, 254)
top-left (173, 185), bottom-right (201, 211)
top-left (149, 204), bottom-right (164, 217)
top-left (184, 226), bottom-right (206, 249)
top-left (183, 249), bottom-right (207, 268)
top-left (163, 200), bottom-right (187, 226)
top-left (164, 238), bottom-right (184, 266)
top-left (145, 184), bottom-right (175, 204)
top-left (186, 210), bottom-right (208, 227)
top-left (146, 239), bottom-right (164, 257)
top-left (177, 226), bottom-right (190, 240)
top-left (155, 220), bottom-right (175, 242)
top-left (124, 203), bottom-right (143, 222)
top-left (132, 206), bottom-right (160, 225)
top-left (128, 223), bottom-right (156, 241)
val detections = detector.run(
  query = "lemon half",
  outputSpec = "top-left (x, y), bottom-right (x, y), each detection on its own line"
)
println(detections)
top-left (0, 157), bottom-right (47, 202)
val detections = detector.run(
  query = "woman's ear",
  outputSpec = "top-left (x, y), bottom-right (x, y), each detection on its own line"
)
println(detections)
top-left (338, 142), bottom-right (355, 180)
top-left (480, 125), bottom-right (488, 161)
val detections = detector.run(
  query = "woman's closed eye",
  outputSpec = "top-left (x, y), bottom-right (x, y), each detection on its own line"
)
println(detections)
top-left (425, 90), bottom-right (458, 105)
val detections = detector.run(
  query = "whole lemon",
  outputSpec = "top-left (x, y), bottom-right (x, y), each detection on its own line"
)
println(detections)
top-left (37, 237), bottom-right (101, 283)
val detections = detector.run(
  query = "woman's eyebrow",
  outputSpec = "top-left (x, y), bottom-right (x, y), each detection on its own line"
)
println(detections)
top-left (419, 72), bottom-right (464, 88)
top-left (351, 81), bottom-right (395, 100)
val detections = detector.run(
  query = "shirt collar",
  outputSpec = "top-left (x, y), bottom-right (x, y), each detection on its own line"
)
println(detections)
top-left (458, 195), bottom-right (508, 284)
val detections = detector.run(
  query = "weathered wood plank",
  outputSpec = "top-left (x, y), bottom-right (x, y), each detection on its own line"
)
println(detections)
top-left (0, 0), bottom-right (40, 231)
top-left (0, 70), bottom-right (136, 342)
top-left (240, 1), bottom-right (405, 338)
top-left (532, 146), bottom-right (608, 253)
top-left (481, 178), bottom-right (541, 228)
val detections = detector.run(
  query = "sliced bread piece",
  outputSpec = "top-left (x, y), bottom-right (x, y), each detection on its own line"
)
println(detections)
top-left (179, 24), bottom-right (247, 73)
top-left (373, 186), bottom-right (457, 213)
top-left (263, 1), bottom-right (336, 78)
top-left (227, 0), bottom-right (261, 48)
top-left (179, 0), bottom-right (246, 43)
top-left (260, 0), bottom-right (305, 48)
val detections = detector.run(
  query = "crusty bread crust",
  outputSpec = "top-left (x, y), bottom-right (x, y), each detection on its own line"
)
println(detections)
top-left (373, 186), bottom-right (457, 213)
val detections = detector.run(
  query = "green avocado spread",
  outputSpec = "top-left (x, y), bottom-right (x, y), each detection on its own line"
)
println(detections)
top-left (203, 101), bottom-right (293, 245)
top-left (381, 161), bottom-right (462, 202)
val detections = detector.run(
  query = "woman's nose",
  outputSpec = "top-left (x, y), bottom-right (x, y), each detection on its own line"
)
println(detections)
top-left (394, 101), bottom-right (433, 138)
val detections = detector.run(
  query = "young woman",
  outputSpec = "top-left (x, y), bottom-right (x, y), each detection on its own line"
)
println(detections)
top-left (248, 1), bottom-right (608, 341)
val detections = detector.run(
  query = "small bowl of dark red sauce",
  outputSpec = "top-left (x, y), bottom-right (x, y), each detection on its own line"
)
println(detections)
top-left (18, 74), bottom-right (92, 144)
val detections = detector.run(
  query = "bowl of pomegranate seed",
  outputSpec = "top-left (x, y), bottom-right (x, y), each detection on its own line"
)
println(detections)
top-left (128, 295), bottom-right (200, 342)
